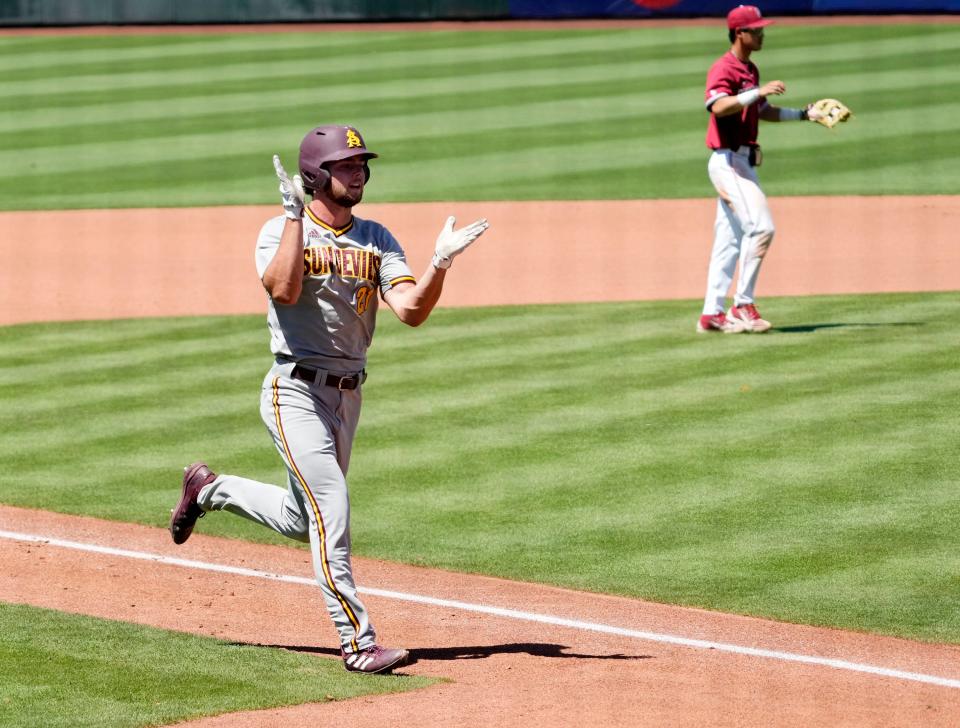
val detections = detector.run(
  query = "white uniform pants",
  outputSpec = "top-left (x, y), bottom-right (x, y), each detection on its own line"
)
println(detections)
top-left (702, 148), bottom-right (775, 315)
top-left (197, 362), bottom-right (374, 653)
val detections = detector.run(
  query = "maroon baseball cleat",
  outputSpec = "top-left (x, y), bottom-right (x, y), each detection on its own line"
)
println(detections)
top-left (169, 462), bottom-right (216, 545)
top-left (696, 311), bottom-right (745, 334)
top-left (728, 303), bottom-right (772, 333)
top-left (342, 645), bottom-right (410, 674)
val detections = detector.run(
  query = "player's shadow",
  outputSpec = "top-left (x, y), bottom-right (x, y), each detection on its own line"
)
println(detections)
top-left (238, 641), bottom-right (652, 664)
top-left (406, 643), bottom-right (652, 663)
top-left (772, 321), bottom-right (923, 333)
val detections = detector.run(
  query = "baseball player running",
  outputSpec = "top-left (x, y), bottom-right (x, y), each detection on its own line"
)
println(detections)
top-left (698, 4), bottom-right (837, 334)
top-left (169, 124), bottom-right (489, 675)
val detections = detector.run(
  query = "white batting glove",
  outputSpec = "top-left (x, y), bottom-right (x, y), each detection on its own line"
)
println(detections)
top-left (432, 216), bottom-right (489, 270)
top-left (273, 154), bottom-right (305, 220)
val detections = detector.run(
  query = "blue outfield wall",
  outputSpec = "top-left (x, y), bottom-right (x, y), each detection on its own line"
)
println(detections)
top-left (0, 0), bottom-right (955, 25)
top-left (812, 0), bottom-right (960, 13)
top-left (814, 0), bottom-right (960, 10)
top-left (509, 1), bottom-right (960, 17)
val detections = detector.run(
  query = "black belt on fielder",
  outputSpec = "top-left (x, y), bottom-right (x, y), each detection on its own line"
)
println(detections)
top-left (291, 364), bottom-right (367, 390)
top-left (718, 145), bottom-right (761, 167)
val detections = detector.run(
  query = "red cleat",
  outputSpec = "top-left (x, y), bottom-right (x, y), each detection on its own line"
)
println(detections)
top-left (728, 303), bottom-right (772, 333)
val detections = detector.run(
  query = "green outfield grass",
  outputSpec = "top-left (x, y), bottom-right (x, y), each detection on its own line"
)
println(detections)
top-left (0, 23), bottom-right (959, 210)
top-left (1, 292), bottom-right (957, 644)
top-left (0, 602), bottom-right (434, 728)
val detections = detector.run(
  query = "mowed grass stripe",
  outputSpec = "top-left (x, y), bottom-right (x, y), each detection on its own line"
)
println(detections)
top-left (0, 99), bottom-right (870, 192)
top-left (2, 55), bottom-right (957, 169)
top-left (0, 29), bottom-right (336, 59)
top-left (0, 315), bottom-right (255, 362)
top-left (3, 117), bottom-right (956, 206)
top-left (0, 29), bottom-right (747, 122)
top-left (6, 30), bottom-right (695, 84)
top-left (0, 31), bottom-right (727, 133)
top-left (0, 17), bottom-right (947, 68)
top-left (1, 37), bottom-right (684, 114)
top-left (3, 91), bottom-right (959, 191)
top-left (0, 357), bottom-right (264, 423)
top-left (6, 29), bottom-right (957, 121)
top-left (352, 296), bottom-right (952, 516)
top-left (0, 73), bottom-right (704, 156)
top-left (0, 89), bottom-right (708, 177)
top-left (1, 24), bottom-right (958, 208)
top-left (0, 318), bottom-right (264, 380)
top-left (356, 350), bottom-right (956, 483)
top-left (0, 26), bottom-right (604, 70)
top-left (6, 43), bottom-right (959, 141)
top-left (1, 373), bottom-right (258, 452)
top-left (0, 30), bottom-right (412, 73)
top-left (0, 318), bottom-right (267, 461)
top-left (366, 343), bottom-right (959, 441)
top-left (0, 29), bottom-right (706, 98)
top-left (364, 296), bottom-right (951, 472)
top-left (0, 54), bottom-right (708, 142)
top-left (365, 298), bottom-right (941, 394)
top-left (3, 25), bottom-right (953, 122)
top-left (4, 22), bottom-right (953, 87)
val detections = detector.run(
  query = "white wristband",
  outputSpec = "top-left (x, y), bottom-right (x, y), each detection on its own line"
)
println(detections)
top-left (777, 107), bottom-right (806, 121)
top-left (736, 88), bottom-right (760, 107)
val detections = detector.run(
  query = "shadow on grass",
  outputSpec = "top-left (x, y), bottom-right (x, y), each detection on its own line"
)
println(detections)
top-left (772, 322), bottom-right (924, 334)
top-left (239, 641), bottom-right (652, 664)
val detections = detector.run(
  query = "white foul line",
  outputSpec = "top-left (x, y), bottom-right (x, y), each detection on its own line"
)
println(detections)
top-left (3, 528), bottom-right (959, 690)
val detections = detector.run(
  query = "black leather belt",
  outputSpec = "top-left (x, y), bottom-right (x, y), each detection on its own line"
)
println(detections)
top-left (291, 365), bottom-right (366, 390)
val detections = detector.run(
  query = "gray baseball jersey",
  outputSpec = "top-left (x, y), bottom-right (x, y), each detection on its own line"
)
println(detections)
top-left (255, 208), bottom-right (415, 372)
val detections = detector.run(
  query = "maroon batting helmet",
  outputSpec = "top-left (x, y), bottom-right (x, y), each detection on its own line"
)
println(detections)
top-left (298, 125), bottom-right (378, 193)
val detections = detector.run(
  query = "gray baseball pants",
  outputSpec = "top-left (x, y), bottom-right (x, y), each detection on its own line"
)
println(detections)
top-left (196, 362), bottom-right (374, 653)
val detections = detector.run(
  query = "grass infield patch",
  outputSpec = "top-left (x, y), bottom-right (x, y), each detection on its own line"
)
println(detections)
top-left (0, 602), bottom-right (433, 728)
top-left (1, 292), bottom-right (957, 644)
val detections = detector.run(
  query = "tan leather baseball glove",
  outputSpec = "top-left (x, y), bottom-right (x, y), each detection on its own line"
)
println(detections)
top-left (808, 98), bottom-right (852, 129)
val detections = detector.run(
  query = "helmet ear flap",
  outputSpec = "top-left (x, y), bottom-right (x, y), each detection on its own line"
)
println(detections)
top-left (300, 166), bottom-right (330, 194)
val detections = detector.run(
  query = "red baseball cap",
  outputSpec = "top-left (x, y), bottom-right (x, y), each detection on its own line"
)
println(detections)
top-left (726, 5), bottom-right (775, 30)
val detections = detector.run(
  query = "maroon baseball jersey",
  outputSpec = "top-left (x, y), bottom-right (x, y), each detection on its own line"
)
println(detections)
top-left (704, 51), bottom-right (764, 150)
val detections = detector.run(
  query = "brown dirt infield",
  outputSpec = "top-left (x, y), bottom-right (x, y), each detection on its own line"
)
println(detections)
top-left (2, 196), bottom-right (960, 725)
top-left (2, 196), bottom-right (959, 326)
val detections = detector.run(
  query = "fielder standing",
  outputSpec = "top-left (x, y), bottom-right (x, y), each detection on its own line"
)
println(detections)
top-left (169, 124), bottom-right (489, 674)
top-left (698, 4), bottom-right (833, 334)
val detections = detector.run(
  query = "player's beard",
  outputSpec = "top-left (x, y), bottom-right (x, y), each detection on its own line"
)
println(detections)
top-left (329, 184), bottom-right (363, 208)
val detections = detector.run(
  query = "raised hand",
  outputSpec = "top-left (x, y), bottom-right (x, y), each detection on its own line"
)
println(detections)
top-left (432, 216), bottom-right (490, 270)
top-left (273, 154), bottom-right (305, 220)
